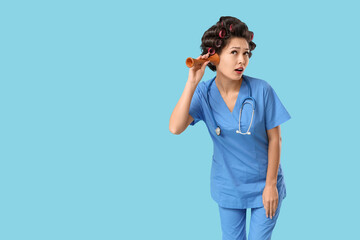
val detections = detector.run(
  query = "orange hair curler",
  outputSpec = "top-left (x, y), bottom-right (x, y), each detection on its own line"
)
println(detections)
top-left (185, 53), bottom-right (220, 68)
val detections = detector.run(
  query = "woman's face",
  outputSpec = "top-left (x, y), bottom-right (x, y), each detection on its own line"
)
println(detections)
top-left (217, 37), bottom-right (250, 80)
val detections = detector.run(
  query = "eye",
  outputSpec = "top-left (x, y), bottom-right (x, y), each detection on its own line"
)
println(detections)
top-left (231, 50), bottom-right (250, 55)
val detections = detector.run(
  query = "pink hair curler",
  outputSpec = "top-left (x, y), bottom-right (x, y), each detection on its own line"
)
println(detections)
top-left (215, 39), bottom-right (222, 48)
top-left (219, 28), bottom-right (226, 38)
top-left (208, 47), bottom-right (215, 55)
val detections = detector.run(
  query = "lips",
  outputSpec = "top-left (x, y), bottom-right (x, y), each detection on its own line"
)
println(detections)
top-left (235, 67), bottom-right (244, 71)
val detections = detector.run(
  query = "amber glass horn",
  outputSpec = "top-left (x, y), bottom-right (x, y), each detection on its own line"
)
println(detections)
top-left (186, 53), bottom-right (220, 68)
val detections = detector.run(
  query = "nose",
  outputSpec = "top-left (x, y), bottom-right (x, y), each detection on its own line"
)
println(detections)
top-left (238, 54), bottom-right (246, 65)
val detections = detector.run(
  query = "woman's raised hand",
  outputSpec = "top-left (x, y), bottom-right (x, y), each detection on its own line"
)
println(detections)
top-left (188, 52), bottom-right (211, 85)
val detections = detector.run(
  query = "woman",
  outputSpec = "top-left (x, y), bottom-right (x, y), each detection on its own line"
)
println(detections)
top-left (169, 16), bottom-right (291, 240)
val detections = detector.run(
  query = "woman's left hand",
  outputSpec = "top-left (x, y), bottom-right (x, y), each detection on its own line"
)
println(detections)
top-left (262, 185), bottom-right (279, 219)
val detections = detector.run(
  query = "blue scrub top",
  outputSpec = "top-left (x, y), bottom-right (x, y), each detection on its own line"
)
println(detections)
top-left (189, 74), bottom-right (291, 209)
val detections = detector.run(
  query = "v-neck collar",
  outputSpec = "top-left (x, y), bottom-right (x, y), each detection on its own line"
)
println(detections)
top-left (214, 75), bottom-right (246, 112)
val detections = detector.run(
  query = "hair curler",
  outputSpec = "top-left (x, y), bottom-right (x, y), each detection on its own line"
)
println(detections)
top-left (185, 53), bottom-right (220, 68)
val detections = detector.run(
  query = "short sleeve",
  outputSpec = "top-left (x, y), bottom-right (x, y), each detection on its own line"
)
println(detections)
top-left (189, 83), bottom-right (204, 126)
top-left (264, 83), bottom-right (291, 130)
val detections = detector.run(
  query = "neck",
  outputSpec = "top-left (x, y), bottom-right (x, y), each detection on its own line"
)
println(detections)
top-left (215, 74), bottom-right (243, 95)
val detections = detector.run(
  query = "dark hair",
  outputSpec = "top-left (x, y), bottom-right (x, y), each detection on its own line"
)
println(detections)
top-left (200, 16), bottom-right (256, 72)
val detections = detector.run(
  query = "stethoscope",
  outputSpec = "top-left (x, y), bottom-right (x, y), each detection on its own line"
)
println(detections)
top-left (206, 76), bottom-right (256, 136)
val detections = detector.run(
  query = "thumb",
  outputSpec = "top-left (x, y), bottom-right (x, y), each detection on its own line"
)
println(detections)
top-left (202, 60), bottom-right (210, 68)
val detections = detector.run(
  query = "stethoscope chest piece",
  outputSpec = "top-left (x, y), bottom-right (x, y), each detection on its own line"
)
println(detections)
top-left (215, 127), bottom-right (221, 136)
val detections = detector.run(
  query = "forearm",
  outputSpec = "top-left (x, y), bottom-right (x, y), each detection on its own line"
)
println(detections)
top-left (169, 78), bottom-right (197, 134)
top-left (265, 138), bottom-right (281, 186)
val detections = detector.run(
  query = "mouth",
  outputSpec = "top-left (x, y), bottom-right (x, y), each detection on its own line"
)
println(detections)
top-left (234, 67), bottom-right (244, 73)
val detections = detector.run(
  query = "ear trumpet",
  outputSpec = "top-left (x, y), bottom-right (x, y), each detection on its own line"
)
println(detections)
top-left (185, 53), bottom-right (220, 68)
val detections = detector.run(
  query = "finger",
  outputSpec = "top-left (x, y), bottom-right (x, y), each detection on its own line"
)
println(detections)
top-left (265, 201), bottom-right (269, 218)
top-left (202, 60), bottom-right (210, 69)
top-left (198, 52), bottom-right (210, 61)
top-left (199, 52), bottom-right (211, 58)
top-left (197, 54), bottom-right (204, 60)
top-left (274, 200), bottom-right (278, 217)
top-left (272, 200), bottom-right (277, 218)
top-left (269, 201), bottom-right (273, 219)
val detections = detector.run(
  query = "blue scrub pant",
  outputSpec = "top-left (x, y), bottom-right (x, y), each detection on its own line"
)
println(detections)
top-left (218, 198), bottom-right (283, 240)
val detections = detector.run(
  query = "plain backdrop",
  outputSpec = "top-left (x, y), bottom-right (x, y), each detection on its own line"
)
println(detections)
top-left (1, 0), bottom-right (360, 239)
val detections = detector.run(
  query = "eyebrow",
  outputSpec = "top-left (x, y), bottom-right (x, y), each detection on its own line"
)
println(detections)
top-left (230, 47), bottom-right (249, 50)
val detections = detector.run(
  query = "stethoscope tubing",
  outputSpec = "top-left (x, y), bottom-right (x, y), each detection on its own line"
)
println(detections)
top-left (206, 76), bottom-right (256, 136)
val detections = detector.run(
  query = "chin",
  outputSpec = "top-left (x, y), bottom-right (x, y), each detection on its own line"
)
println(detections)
top-left (233, 73), bottom-right (243, 79)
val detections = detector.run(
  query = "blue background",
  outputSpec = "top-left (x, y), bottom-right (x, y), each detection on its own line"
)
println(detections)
top-left (1, 0), bottom-right (359, 239)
